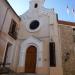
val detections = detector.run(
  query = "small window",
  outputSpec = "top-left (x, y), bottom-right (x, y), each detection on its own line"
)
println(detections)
top-left (49, 42), bottom-right (56, 67)
top-left (73, 28), bottom-right (75, 31)
top-left (73, 35), bottom-right (75, 42)
top-left (34, 3), bottom-right (38, 8)
top-left (8, 20), bottom-right (17, 40)
top-left (73, 28), bottom-right (75, 42)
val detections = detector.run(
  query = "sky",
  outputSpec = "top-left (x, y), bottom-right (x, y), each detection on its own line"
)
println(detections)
top-left (7, 0), bottom-right (75, 22)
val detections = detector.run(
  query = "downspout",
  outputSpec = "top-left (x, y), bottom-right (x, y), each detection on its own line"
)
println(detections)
top-left (0, 7), bottom-right (10, 32)
top-left (0, 7), bottom-right (10, 66)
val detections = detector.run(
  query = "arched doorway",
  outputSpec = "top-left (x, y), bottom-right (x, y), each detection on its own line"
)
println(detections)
top-left (25, 45), bottom-right (37, 73)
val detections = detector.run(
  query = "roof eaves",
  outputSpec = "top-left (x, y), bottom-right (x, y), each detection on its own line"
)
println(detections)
top-left (58, 20), bottom-right (75, 26)
top-left (5, 0), bottom-right (21, 20)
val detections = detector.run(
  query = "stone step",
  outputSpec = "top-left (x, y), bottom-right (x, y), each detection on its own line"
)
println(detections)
top-left (17, 73), bottom-right (48, 75)
top-left (1, 73), bottom-right (48, 75)
top-left (0, 67), bottom-right (15, 74)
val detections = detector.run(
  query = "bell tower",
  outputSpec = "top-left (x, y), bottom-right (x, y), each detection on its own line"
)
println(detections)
top-left (29, 0), bottom-right (45, 10)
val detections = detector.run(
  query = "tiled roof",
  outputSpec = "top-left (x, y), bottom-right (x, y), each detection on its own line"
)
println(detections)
top-left (58, 20), bottom-right (75, 26)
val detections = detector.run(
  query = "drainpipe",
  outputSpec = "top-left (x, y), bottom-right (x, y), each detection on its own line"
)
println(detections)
top-left (0, 7), bottom-right (10, 32)
top-left (0, 7), bottom-right (10, 66)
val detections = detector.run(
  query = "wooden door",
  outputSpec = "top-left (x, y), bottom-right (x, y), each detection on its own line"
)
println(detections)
top-left (25, 46), bottom-right (37, 73)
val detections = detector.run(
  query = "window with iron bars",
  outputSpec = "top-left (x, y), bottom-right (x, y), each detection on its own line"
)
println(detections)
top-left (8, 19), bottom-right (17, 40)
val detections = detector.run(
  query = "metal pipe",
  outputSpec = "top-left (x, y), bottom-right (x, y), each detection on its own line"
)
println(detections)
top-left (0, 7), bottom-right (10, 32)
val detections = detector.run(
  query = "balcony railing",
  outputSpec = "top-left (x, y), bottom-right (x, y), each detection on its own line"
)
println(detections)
top-left (8, 31), bottom-right (17, 40)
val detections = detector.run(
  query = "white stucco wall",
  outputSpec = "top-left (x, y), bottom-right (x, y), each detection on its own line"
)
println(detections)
top-left (19, 36), bottom-right (43, 67)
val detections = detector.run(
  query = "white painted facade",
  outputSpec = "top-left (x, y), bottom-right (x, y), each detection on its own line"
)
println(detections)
top-left (0, 0), bottom-right (75, 75)
top-left (17, 0), bottom-right (63, 74)
top-left (19, 36), bottom-right (43, 67)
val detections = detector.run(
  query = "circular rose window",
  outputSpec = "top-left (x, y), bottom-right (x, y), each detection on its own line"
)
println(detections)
top-left (29, 20), bottom-right (40, 30)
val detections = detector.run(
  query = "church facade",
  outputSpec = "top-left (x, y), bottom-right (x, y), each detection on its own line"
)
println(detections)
top-left (0, 0), bottom-right (75, 75)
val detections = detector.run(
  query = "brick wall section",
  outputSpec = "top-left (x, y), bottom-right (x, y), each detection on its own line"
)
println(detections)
top-left (59, 25), bottom-right (75, 75)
